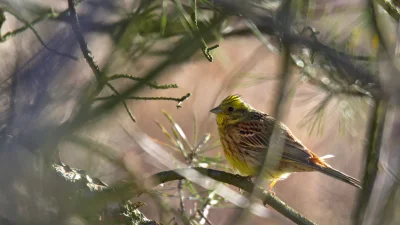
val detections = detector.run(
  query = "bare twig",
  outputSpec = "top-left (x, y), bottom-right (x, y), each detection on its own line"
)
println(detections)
top-left (108, 74), bottom-right (179, 89)
top-left (197, 209), bottom-right (214, 225)
top-left (94, 93), bottom-right (191, 103)
top-left (67, 0), bottom-right (137, 122)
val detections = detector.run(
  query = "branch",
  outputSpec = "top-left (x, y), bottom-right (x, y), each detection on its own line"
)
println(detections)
top-left (77, 168), bottom-right (316, 225)
top-left (67, 0), bottom-right (101, 79)
top-left (87, 16), bottom-right (225, 119)
top-left (108, 74), bottom-right (179, 89)
top-left (67, 0), bottom-right (137, 122)
top-left (94, 93), bottom-right (191, 103)
top-left (212, 0), bottom-right (383, 99)
top-left (354, 99), bottom-right (388, 224)
top-left (105, 83), bottom-right (137, 122)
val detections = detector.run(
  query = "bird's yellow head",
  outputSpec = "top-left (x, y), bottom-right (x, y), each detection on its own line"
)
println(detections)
top-left (210, 94), bottom-right (254, 126)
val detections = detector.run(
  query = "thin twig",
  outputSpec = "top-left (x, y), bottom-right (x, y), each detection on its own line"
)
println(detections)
top-left (167, 217), bottom-right (176, 225)
top-left (94, 93), bottom-right (191, 103)
top-left (197, 209), bottom-right (214, 225)
top-left (105, 83), bottom-right (137, 122)
top-left (67, 0), bottom-right (137, 122)
top-left (67, 0), bottom-right (101, 79)
top-left (108, 74), bottom-right (179, 89)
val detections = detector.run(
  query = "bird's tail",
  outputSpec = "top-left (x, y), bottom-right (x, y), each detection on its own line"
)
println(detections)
top-left (317, 166), bottom-right (362, 189)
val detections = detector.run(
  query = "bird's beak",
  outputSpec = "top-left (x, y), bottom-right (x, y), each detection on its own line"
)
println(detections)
top-left (210, 106), bottom-right (223, 114)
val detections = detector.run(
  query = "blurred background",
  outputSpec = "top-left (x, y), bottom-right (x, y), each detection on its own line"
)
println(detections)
top-left (0, 0), bottom-right (398, 224)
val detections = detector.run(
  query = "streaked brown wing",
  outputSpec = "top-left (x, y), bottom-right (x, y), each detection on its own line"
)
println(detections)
top-left (279, 123), bottom-right (315, 164)
top-left (230, 121), bottom-right (269, 151)
top-left (230, 118), bottom-right (317, 167)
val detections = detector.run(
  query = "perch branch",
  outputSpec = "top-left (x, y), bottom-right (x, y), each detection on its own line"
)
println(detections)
top-left (78, 168), bottom-right (316, 225)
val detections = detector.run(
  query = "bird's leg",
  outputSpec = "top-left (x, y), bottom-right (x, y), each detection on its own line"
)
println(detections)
top-left (268, 180), bottom-right (277, 194)
top-left (262, 180), bottom-right (277, 205)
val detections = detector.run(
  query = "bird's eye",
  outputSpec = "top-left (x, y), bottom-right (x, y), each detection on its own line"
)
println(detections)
top-left (227, 107), bottom-right (235, 112)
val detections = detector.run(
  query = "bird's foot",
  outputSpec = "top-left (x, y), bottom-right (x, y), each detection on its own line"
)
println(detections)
top-left (262, 190), bottom-right (276, 206)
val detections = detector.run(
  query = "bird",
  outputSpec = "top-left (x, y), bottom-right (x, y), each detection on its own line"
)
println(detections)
top-left (210, 94), bottom-right (361, 190)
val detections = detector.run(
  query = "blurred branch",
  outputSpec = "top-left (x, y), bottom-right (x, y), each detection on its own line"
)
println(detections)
top-left (377, 0), bottom-right (400, 21)
top-left (88, 16), bottom-right (225, 119)
top-left (369, 0), bottom-right (391, 55)
top-left (69, 135), bottom-right (184, 223)
top-left (77, 167), bottom-right (316, 225)
top-left (212, 0), bottom-right (383, 99)
top-left (234, 1), bottom-right (294, 222)
top-left (299, 26), bottom-right (373, 61)
top-left (67, 0), bottom-right (101, 80)
top-left (0, 7), bottom-right (77, 60)
top-left (354, 99), bottom-right (388, 224)
top-left (352, 2), bottom-right (395, 222)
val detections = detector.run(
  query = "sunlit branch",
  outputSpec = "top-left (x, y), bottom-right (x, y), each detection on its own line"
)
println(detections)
top-left (78, 168), bottom-right (316, 225)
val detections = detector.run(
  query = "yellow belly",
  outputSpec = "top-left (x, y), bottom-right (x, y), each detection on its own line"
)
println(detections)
top-left (224, 151), bottom-right (256, 176)
top-left (223, 144), bottom-right (293, 181)
top-left (219, 128), bottom-right (308, 181)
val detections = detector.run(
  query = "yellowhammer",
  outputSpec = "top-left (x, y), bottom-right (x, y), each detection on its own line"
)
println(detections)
top-left (211, 94), bottom-right (361, 190)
